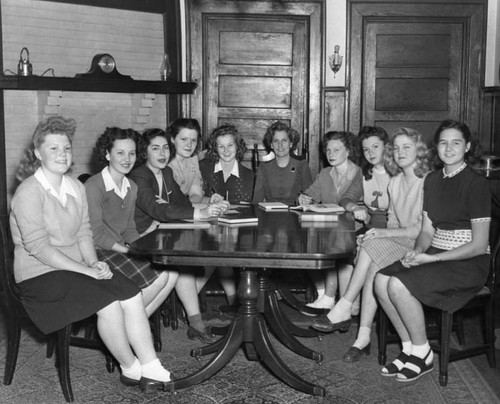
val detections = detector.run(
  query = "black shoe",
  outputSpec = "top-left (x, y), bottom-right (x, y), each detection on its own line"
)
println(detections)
top-left (140, 376), bottom-right (174, 393)
top-left (310, 316), bottom-right (352, 333)
top-left (343, 344), bottom-right (371, 362)
top-left (120, 374), bottom-right (140, 387)
top-left (187, 326), bottom-right (218, 344)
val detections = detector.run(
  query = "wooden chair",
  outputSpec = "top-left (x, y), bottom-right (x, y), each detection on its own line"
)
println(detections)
top-left (377, 224), bottom-right (499, 386)
top-left (0, 215), bottom-right (116, 402)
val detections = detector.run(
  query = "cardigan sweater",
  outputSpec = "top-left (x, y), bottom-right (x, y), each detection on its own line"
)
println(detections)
top-left (85, 172), bottom-right (140, 250)
top-left (307, 160), bottom-right (362, 206)
top-left (10, 175), bottom-right (93, 283)
top-left (128, 164), bottom-right (195, 234)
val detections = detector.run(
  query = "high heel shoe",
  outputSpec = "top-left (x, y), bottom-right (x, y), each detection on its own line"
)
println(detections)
top-left (187, 326), bottom-right (218, 344)
top-left (140, 375), bottom-right (174, 393)
top-left (310, 315), bottom-right (352, 333)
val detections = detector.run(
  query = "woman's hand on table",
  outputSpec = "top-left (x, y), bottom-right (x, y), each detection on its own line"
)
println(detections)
top-left (298, 193), bottom-right (313, 206)
top-left (91, 261), bottom-right (113, 280)
top-left (209, 193), bottom-right (224, 203)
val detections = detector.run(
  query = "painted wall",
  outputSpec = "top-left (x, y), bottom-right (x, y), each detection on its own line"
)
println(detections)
top-left (1, 0), bottom-right (167, 203)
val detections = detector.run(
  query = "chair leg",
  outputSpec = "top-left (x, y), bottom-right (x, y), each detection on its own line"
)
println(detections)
top-left (151, 309), bottom-right (162, 352)
top-left (454, 312), bottom-right (465, 346)
top-left (485, 301), bottom-right (496, 368)
top-left (3, 315), bottom-right (21, 385)
top-left (57, 326), bottom-right (74, 403)
top-left (439, 312), bottom-right (453, 387)
top-left (377, 309), bottom-right (388, 366)
top-left (46, 333), bottom-right (56, 358)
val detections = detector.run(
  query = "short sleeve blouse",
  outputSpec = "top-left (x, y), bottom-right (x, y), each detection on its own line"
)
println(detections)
top-left (423, 166), bottom-right (490, 230)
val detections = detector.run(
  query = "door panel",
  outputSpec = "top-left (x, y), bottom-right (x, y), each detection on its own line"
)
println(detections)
top-left (206, 17), bottom-right (306, 161)
top-left (364, 22), bottom-right (463, 142)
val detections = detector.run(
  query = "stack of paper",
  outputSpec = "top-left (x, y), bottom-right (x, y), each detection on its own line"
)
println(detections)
top-left (258, 202), bottom-right (289, 211)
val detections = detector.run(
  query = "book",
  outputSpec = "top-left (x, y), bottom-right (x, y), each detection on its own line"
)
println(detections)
top-left (258, 202), bottom-right (289, 211)
top-left (157, 220), bottom-right (211, 229)
top-left (293, 211), bottom-right (339, 222)
top-left (289, 203), bottom-right (345, 213)
top-left (217, 214), bottom-right (258, 225)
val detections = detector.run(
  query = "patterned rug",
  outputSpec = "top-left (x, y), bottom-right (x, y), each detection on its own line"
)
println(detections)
top-left (0, 310), bottom-right (497, 404)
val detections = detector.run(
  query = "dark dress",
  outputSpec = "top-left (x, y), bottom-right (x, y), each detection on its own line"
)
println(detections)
top-left (380, 166), bottom-right (491, 313)
top-left (252, 157), bottom-right (313, 205)
top-left (199, 160), bottom-right (255, 204)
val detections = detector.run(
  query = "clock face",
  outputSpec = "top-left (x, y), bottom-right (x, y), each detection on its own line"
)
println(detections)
top-left (97, 54), bottom-right (116, 73)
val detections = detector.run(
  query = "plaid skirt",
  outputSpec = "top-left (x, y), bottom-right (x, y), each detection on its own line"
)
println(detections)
top-left (97, 249), bottom-right (159, 289)
top-left (380, 247), bottom-right (490, 313)
top-left (18, 270), bottom-right (139, 335)
top-left (361, 236), bottom-right (415, 269)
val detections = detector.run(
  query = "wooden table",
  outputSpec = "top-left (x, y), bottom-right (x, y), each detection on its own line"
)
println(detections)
top-left (131, 207), bottom-right (356, 396)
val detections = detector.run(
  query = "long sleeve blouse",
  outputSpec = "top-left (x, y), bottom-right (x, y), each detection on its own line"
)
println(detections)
top-left (128, 164), bottom-right (194, 234)
top-left (10, 175), bottom-right (93, 283)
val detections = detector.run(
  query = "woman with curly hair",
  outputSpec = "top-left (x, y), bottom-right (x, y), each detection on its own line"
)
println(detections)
top-left (312, 128), bottom-right (432, 351)
top-left (11, 116), bottom-right (172, 392)
top-left (85, 127), bottom-right (178, 321)
top-left (252, 121), bottom-right (312, 205)
top-left (374, 120), bottom-right (489, 382)
top-left (297, 131), bottom-right (363, 312)
top-left (200, 124), bottom-right (255, 204)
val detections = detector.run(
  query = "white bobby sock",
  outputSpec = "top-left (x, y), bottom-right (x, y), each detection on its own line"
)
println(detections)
top-left (121, 357), bottom-right (141, 381)
top-left (141, 358), bottom-right (171, 382)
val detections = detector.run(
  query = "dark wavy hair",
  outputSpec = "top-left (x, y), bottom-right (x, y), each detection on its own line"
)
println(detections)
top-left (322, 131), bottom-right (361, 164)
top-left (16, 115), bottom-right (77, 183)
top-left (358, 126), bottom-right (397, 180)
top-left (94, 127), bottom-right (142, 169)
top-left (136, 128), bottom-right (174, 166)
top-left (205, 124), bottom-right (247, 163)
top-left (432, 119), bottom-right (481, 168)
top-left (167, 118), bottom-right (202, 156)
top-left (263, 121), bottom-right (301, 153)
top-left (387, 127), bottom-right (432, 178)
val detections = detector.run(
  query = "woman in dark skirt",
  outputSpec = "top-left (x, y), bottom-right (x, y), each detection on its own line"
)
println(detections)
top-left (374, 119), bottom-right (491, 382)
top-left (11, 116), bottom-right (172, 392)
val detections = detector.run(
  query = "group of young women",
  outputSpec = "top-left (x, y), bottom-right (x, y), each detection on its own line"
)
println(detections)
top-left (9, 114), bottom-right (490, 392)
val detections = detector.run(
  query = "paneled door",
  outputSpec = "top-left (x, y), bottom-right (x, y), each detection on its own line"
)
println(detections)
top-left (189, 0), bottom-right (323, 171)
top-left (363, 22), bottom-right (463, 142)
top-left (348, 1), bottom-right (486, 144)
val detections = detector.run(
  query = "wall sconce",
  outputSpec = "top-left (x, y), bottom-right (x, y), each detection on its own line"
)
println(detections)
top-left (328, 45), bottom-right (343, 78)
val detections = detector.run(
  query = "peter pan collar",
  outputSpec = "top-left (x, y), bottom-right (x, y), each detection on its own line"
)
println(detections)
top-left (214, 161), bottom-right (240, 178)
top-left (443, 162), bottom-right (466, 179)
top-left (101, 166), bottom-right (130, 199)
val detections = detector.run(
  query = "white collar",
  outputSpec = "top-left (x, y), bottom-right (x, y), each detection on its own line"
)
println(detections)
top-left (101, 166), bottom-right (130, 199)
top-left (214, 161), bottom-right (240, 178)
top-left (34, 168), bottom-right (77, 207)
top-left (443, 162), bottom-right (466, 179)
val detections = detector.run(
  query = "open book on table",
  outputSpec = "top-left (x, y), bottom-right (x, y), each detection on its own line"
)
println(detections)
top-left (289, 203), bottom-right (345, 213)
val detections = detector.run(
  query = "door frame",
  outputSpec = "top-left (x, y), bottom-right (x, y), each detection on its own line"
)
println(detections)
top-left (187, 0), bottom-right (324, 171)
top-left (347, 0), bottom-right (486, 139)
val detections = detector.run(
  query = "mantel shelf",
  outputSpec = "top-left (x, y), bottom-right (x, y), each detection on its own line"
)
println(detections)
top-left (0, 75), bottom-right (197, 95)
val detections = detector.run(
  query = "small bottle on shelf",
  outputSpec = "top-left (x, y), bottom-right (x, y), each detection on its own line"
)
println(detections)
top-left (159, 53), bottom-right (171, 81)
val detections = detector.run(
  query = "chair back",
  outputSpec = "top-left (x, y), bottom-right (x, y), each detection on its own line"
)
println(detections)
top-left (0, 215), bottom-right (23, 311)
top-left (487, 212), bottom-right (500, 298)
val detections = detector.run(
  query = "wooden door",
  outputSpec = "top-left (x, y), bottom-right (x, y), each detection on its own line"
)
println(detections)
top-left (364, 22), bottom-right (463, 142)
top-left (189, 0), bottom-right (323, 171)
top-left (348, 1), bottom-right (486, 144)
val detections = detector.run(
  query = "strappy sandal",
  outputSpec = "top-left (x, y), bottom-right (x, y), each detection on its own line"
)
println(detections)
top-left (396, 350), bottom-right (434, 382)
top-left (381, 352), bottom-right (410, 377)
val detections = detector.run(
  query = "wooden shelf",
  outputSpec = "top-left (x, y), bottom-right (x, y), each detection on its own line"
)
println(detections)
top-left (0, 75), bottom-right (197, 95)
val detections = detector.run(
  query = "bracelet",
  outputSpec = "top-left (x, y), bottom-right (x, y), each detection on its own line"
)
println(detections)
top-left (435, 255), bottom-right (441, 262)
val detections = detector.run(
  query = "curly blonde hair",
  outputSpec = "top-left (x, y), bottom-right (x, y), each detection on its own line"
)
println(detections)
top-left (16, 116), bottom-right (77, 183)
top-left (386, 127), bottom-right (432, 178)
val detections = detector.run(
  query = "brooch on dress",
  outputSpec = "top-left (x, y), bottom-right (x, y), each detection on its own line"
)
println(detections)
top-left (291, 167), bottom-right (296, 173)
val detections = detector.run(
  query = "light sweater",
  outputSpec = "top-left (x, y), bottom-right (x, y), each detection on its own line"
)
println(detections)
top-left (10, 175), bottom-right (93, 283)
